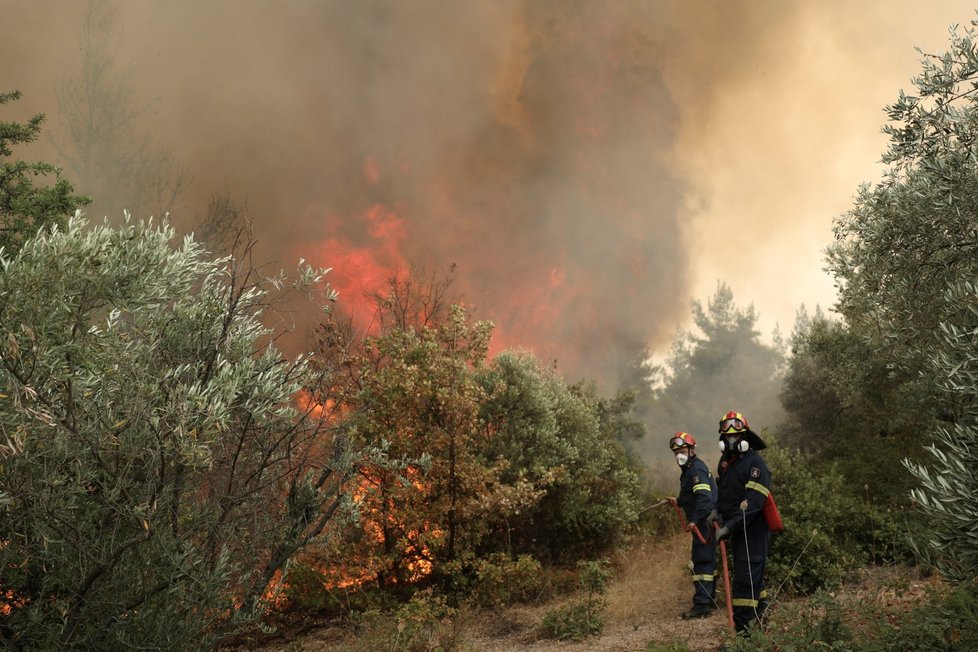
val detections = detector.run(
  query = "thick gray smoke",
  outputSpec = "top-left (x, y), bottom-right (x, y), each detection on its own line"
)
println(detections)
top-left (3, 0), bottom-right (974, 386)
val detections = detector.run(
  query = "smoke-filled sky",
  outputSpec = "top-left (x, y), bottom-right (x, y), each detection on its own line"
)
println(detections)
top-left (3, 0), bottom-right (976, 386)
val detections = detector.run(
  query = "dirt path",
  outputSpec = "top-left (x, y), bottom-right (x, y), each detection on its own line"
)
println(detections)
top-left (249, 533), bottom-right (733, 651)
top-left (462, 533), bottom-right (730, 651)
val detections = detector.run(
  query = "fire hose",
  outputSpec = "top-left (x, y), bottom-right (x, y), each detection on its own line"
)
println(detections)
top-left (641, 498), bottom-right (708, 544)
top-left (714, 520), bottom-right (735, 630)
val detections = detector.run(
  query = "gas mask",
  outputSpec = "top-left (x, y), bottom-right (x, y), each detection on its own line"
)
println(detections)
top-left (719, 435), bottom-right (749, 453)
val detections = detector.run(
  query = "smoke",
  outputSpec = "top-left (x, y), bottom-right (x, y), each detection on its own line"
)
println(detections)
top-left (2, 0), bottom-right (975, 386)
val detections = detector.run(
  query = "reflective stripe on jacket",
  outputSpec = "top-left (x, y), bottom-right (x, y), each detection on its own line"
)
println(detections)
top-left (678, 456), bottom-right (718, 524)
top-left (716, 448), bottom-right (772, 533)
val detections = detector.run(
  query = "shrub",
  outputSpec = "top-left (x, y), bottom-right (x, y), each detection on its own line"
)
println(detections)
top-left (541, 602), bottom-right (606, 642)
top-left (464, 553), bottom-right (545, 608)
top-left (540, 559), bottom-right (611, 640)
top-left (646, 643), bottom-right (689, 652)
top-left (723, 589), bottom-right (854, 652)
top-left (352, 590), bottom-right (461, 652)
top-left (764, 445), bottom-right (918, 596)
top-left (765, 447), bottom-right (859, 595)
top-left (866, 580), bottom-right (978, 652)
top-left (738, 578), bottom-right (978, 652)
top-left (636, 495), bottom-right (682, 539)
top-left (476, 354), bottom-right (642, 563)
top-left (281, 562), bottom-right (342, 615)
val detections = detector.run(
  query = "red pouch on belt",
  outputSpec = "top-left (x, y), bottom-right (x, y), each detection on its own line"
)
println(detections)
top-left (764, 492), bottom-right (784, 533)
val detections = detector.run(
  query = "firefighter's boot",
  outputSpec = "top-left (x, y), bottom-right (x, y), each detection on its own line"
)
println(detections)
top-left (681, 603), bottom-right (715, 619)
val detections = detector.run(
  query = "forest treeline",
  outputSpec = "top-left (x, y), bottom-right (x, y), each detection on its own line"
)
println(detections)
top-left (4, 17), bottom-right (978, 652)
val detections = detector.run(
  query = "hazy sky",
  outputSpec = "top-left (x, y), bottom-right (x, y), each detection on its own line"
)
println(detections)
top-left (3, 0), bottom-right (976, 386)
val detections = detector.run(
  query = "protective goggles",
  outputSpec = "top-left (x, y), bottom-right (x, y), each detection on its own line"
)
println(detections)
top-left (719, 417), bottom-right (745, 434)
top-left (669, 436), bottom-right (690, 450)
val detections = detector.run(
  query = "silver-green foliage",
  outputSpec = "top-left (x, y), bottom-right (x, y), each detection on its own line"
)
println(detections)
top-left (906, 280), bottom-right (978, 582)
top-left (826, 21), bottom-right (978, 581)
top-left (827, 23), bottom-right (978, 372)
top-left (0, 213), bottom-right (358, 649)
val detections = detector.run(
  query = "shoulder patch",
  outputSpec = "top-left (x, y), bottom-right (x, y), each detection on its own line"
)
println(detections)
top-left (692, 475), bottom-right (700, 484)
top-left (750, 466), bottom-right (761, 478)
top-left (720, 461), bottom-right (728, 472)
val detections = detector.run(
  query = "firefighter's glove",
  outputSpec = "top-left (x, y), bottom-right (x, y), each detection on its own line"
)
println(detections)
top-left (715, 525), bottom-right (731, 540)
top-left (706, 509), bottom-right (719, 526)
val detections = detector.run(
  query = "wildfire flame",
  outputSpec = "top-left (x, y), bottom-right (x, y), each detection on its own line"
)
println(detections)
top-left (300, 196), bottom-right (408, 335)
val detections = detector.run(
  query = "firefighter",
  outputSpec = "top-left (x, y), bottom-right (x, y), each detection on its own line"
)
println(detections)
top-left (668, 431), bottom-right (718, 619)
top-left (712, 410), bottom-right (773, 634)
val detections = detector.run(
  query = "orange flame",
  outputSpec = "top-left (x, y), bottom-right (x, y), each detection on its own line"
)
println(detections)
top-left (300, 200), bottom-right (408, 334)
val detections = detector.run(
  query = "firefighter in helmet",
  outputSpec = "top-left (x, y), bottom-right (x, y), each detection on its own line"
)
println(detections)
top-left (668, 431), bottom-right (718, 619)
top-left (712, 410), bottom-right (773, 634)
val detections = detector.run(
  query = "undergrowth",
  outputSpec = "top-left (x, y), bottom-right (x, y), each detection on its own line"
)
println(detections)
top-left (719, 570), bottom-right (977, 652)
top-left (540, 559), bottom-right (612, 640)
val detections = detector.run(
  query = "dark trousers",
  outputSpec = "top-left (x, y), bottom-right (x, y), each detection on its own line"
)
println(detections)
top-left (690, 530), bottom-right (717, 605)
top-left (729, 521), bottom-right (770, 631)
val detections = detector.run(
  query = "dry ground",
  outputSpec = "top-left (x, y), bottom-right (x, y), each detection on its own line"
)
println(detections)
top-left (462, 532), bottom-right (730, 652)
top-left (247, 532), bottom-right (733, 652)
top-left (240, 533), bottom-right (941, 652)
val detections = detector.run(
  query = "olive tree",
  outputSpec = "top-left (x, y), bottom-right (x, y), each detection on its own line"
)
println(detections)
top-left (826, 22), bottom-right (978, 580)
top-left (826, 23), bottom-right (978, 397)
top-left (0, 213), bottom-right (372, 649)
top-left (905, 280), bottom-right (978, 581)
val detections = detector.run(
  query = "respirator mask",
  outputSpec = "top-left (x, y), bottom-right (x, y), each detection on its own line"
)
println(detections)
top-left (719, 435), bottom-right (749, 453)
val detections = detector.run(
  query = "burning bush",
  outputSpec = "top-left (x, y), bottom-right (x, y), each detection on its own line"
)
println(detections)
top-left (295, 273), bottom-right (642, 611)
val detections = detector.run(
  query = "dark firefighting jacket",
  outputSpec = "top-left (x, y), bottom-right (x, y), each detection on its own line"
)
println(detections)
top-left (716, 448), bottom-right (772, 534)
top-left (678, 455), bottom-right (717, 525)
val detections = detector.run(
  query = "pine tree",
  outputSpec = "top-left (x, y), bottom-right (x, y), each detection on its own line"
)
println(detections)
top-left (0, 90), bottom-right (88, 254)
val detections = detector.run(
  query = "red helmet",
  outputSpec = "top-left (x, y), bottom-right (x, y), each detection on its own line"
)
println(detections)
top-left (669, 431), bottom-right (696, 450)
top-left (719, 411), bottom-right (749, 435)
top-left (717, 410), bottom-right (768, 451)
